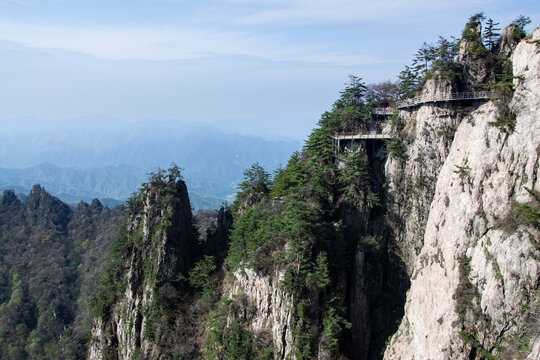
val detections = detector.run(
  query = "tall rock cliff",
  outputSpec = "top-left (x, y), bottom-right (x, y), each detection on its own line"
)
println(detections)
top-left (88, 173), bottom-right (232, 359)
top-left (384, 27), bottom-right (540, 359)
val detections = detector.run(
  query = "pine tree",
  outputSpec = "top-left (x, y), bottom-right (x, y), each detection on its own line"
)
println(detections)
top-left (512, 15), bottom-right (532, 31)
top-left (483, 18), bottom-right (501, 50)
top-left (412, 42), bottom-right (437, 73)
top-left (398, 65), bottom-right (419, 98)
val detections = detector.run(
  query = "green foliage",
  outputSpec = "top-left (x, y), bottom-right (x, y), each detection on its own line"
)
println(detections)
top-left (453, 165), bottom-right (471, 178)
top-left (398, 65), bottom-right (420, 98)
top-left (305, 252), bottom-right (331, 288)
top-left (358, 235), bottom-right (381, 252)
top-left (495, 190), bottom-right (540, 233)
top-left (206, 300), bottom-right (263, 360)
top-left (385, 137), bottom-right (408, 160)
top-left (254, 347), bottom-right (274, 360)
top-left (468, 12), bottom-right (486, 24)
top-left (399, 34), bottom-right (460, 97)
top-left (489, 102), bottom-right (516, 132)
top-left (321, 297), bottom-right (352, 352)
top-left (338, 150), bottom-right (380, 208)
top-left (291, 328), bottom-right (312, 360)
top-left (305, 126), bottom-right (337, 166)
top-left (334, 75), bottom-right (368, 109)
top-left (222, 319), bottom-right (253, 360)
top-left (205, 300), bottom-right (229, 359)
top-left (271, 152), bottom-right (307, 197)
top-left (453, 165), bottom-right (472, 191)
top-left (188, 256), bottom-right (216, 288)
top-left (512, 15), bottom-right (532, 34)
top-left (0, 186), bottom-right (124, 359)
top-left (309, 75), bottom-right (371, 136)
top-left (238, 163), bottom-right (271, 196)
top-left (226, 206), bottom-right (277, 271)
top-left (453, 254), bottom-right (496, 358)
top-left (222, 74), bottom-right (398, 358)
top-left (454, 255), bottom-right (475, 321)
top-left (483, 18), bottom-right (501, 50)
top-left (459, 330), bottom-right (496, 360)
top-left (167, 163), bottom-right (184, 182)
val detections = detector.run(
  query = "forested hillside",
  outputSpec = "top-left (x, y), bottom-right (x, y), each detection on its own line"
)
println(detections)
top-left (0, 186), bottom-right (125, 358)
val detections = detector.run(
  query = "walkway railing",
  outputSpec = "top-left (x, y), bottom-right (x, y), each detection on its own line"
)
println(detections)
top-left (396, 90), bottom-right (496, 109)
top-left (373, 107), bottom-right (394, 115)
top-left (333, 132), bottom-right (391, 140)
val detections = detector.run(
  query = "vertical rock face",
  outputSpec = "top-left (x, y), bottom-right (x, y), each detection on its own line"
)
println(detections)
top-left (88, 179), bottom-right (199, 360)
top-left (227, 267), bottom-right (296, 358)
top-left (386, 77), bottom-right (463, 271)
top-left (88, 177), bottom-right (232, 360)
top-left (384, 28), bottom-right (540, 359)
top-left (499, 24), bottom-right (524, 58)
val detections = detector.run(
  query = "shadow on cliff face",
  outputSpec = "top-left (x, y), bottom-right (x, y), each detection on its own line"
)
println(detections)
top-left (341, 140), bottom-right (411, 360)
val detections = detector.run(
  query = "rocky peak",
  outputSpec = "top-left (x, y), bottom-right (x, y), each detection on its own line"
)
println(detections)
top-left (0, 189), bottom-right (22, 208)
top-left (384, 27), bottom-right (540, 360)
top-left (421, 76), bottom-right (456, 98)
top-left (457, 21), bottom-right (484, 62)
top-left (499, 24), bottom-right (526, 57)
top-left (90, 198), bottom-right (104, 209)
top-left (87, 174), bottom-right (232, 360)
top-left (25, 183), bottom-right (71, 229)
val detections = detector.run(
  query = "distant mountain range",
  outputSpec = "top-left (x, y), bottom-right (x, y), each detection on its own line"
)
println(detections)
top-left (0, 117), bottom-right (301, 209)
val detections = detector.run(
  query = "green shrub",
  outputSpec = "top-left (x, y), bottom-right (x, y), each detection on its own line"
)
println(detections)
top-left (188, 256), bottom-right (216, 288)
top-left (321, 297), bottom-right (351, 352)
top-left (385, 137), bottom-right (408, 160)
top-left (489, 102), bottom-right (516, 132)
top-left (495, 191), bottom-right (540, 233)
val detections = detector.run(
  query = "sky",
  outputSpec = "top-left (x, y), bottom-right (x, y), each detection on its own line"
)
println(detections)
top-left (0, 0), bottom-right (538, 140)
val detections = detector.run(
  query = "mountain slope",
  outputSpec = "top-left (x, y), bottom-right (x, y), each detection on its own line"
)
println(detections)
top-left (0, 186), bottom-right (125, 359)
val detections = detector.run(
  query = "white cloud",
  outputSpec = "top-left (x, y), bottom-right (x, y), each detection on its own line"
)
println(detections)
top-left (0, 20), bottom-right (249, 61)
top-left (0, 18), bottom-right (394, 66)
top-left (222, 0), bottom-right (500, 25)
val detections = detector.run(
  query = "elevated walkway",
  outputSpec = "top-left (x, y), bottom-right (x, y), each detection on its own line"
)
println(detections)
top-left (333, 132), bottom-right (391, 141)
top-left (333, 131), bottom-right (391, 156)
top-left (372, 107), bottom-right (394, 116)
top-left (396, 90), bottom-right (495, 109)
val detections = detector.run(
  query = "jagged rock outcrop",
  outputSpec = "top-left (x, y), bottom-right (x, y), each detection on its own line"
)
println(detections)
top-left (88, 177), bottom-right (231, 359)
top-left (227, 267), bottom-right (296, 358)
top-left (384, 28), bottom-right (540, 359)
top-left (88, 179), bottom-right (197, 359)
top-left (499, 24), bottom-right (524, 58)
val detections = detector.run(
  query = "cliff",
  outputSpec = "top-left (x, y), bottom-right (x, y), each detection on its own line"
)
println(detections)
top-left (384, 27), bottom-right (540, 359)
top-left (88, 172), bottom-right (232, 359)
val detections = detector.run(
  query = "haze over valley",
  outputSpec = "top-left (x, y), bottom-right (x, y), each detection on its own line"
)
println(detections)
top-left (0, 116), bottom-right (300, 208)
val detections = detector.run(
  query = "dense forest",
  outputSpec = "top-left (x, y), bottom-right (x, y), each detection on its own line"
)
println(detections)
top-left (0, 186), bottom-right (125, 358)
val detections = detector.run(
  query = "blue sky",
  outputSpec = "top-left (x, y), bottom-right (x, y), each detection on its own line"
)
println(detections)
top-left (0, 0), bottom-right (538, 140)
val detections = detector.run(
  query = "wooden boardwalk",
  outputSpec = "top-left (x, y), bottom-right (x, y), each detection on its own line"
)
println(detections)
top-left (396, 90), bottom-right (495, 109)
